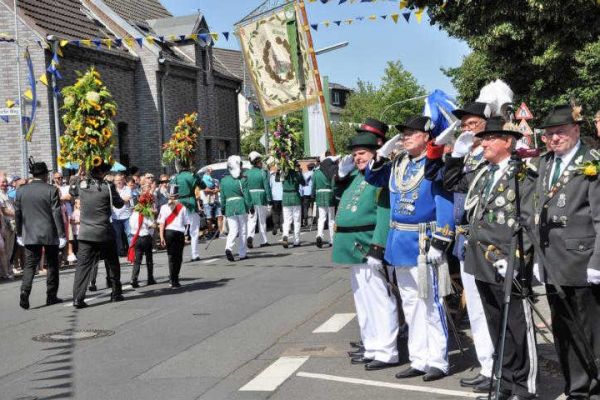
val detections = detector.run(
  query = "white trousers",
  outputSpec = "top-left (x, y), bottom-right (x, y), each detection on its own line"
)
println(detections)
top-left (247, 205), bottom-right (268, 245)
top-left (282, 205), bottom-right (301, 245)
top-left (460, 261), bottom-right (494, 377)
top-left (351, 264), bottom-right (399, 363)
top-left (395, 266), bottom-right (449, 373)
top-left (226, 214), bottom-right (248, 258)
top-left (317, 206), bottom-right (335, 242)
top-left (189, 212), bottom-right (201, 259)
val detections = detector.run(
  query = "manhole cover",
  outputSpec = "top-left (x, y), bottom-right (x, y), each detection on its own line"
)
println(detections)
top-left (32, 329), bottom-right (115, 343)
top-left (13, 396), bottom-right (38, 400)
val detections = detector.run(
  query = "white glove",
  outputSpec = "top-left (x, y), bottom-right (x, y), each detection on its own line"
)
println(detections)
top-left (533, 263), bottom-right (541, 282)
top-left (494, 259), bottom-right (518, 279)
top-left (435, 120), bottom-right (461, 146)
top-left (377, 134), bottom-right (402, 159)
top-left (451, 131), bottom-right (475, 158)
top-left (587, 268), bottom-right (600, 285)
top-left (59, 237), bottom-right (67, 249)
top-left (426, 246), bottom-right (444, 265)
top-left (328, 155), bottom-right (341, 163)
top-left (17, 236), bottom-right (24, 247)
top-left (366, 256), bottom-right (383, 269)
top-left (338, 154), bottom-right (355, 178)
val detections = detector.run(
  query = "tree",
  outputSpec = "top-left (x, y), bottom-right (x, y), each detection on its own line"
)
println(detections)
top-left (240, 111), bottom-right (304, 157)
top-left (332, 60), bottom-right (426, 151)
top-left (409, 0), bottom-right (600, 128)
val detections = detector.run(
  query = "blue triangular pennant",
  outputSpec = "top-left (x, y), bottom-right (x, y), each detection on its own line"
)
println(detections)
top-left (338, 0), bottom-right (347, 4)
top-left (403, 12), bottom-right (411, 22)
top-left (179, 35), bottom-right (186, 41)
top-left (334, 20), bottom-right (342, 26)
top-left (115, 38), bottom-right (123, 47)
top-left (92, 39), bottom-right (102, 48)
top-left (135, 38), bottom-right (143, 47)
top-left (310, 24), bottom-right (319, 31)
top-left (0, 116), bottom-right (8, 123)
top-left (381, 15), bottom-right (387, 19)
top-left (223, 32), bottom-right (230, 41)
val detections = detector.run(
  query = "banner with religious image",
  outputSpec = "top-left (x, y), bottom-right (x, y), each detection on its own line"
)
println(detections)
top-left (236, 3), bottom-right (319, 118)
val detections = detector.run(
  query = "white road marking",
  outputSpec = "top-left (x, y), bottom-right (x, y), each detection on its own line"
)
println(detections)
top-left (203, 258), bottom-right (219, 264)
top-left (296, 372), bottom-right (480, 398)
top-left (239, 356), bottom-right (309, 392)
top-left (313, 313), bottom-right (356, 333)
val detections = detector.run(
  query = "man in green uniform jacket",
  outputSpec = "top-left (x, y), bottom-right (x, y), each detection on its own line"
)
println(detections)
top-left (281, 165), bottom-right (305, 248)
top-left (171, 161), bottom-right (205, 261)
top-left (333, 130), bottom-right (400, 371)
top-left (220, 155), bottom-right (253, 262)
top-left (246, 151), bottom-right (272, 248)
top-left (312, 154), bottom-right (336, 248)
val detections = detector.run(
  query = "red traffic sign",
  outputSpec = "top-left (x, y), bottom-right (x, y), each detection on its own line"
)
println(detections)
top-left (515, 102), bottom-right (534, 120)
top-left (518, 119), bottom-right (533, 136)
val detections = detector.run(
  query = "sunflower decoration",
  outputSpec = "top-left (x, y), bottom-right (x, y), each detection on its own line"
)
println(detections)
top-left (59, 67), bottom-right (117, 171)
top-left (270, 121), bottom-right (300, 175)
top-left (162, 112), bottom-right (201, 167)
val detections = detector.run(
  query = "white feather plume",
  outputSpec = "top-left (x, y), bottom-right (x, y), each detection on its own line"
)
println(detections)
top-left (476, 79), bottom-right (514, 117)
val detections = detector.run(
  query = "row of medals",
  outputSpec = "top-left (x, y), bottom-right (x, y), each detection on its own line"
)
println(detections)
top-left (394, 158), bottom-right (424, 216)
top-left (477, 181), bottom-right (518, 227)
top-left (345, 180), bottom-right (369, 213)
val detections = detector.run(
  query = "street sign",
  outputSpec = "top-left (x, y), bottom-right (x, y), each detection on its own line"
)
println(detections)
top-left (0, 107), bottom-right (20, 117)
top-left (518, 119), bottom-right (533, 136)
top-left (515, 102), bottom-right (534, 120)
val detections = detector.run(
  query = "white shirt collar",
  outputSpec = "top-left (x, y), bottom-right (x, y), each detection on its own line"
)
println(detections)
top-left (555, 140), bottom-right (581, 166)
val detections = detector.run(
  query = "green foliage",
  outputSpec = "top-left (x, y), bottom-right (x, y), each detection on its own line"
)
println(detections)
top-left (410, 0), bottom-right (600, 129)
top-left (240, 111), bottom-right (304, 158)
top-left (333, 60), bottom-right (426, 152)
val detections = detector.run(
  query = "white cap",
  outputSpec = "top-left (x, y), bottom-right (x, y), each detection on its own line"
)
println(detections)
top-left (249, 151), bottom-right (262, 162)
top-left (227, 155), bottom-right (242, 179)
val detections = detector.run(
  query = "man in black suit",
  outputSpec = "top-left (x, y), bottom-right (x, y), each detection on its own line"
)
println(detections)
top-left (70, 161), bottom-right (124, 308)
top-left (15, 161), bottom-right (66, 309)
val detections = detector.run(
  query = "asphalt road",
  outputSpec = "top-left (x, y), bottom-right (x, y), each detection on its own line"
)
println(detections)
top-left (0, 231), bottom-right (565, 400)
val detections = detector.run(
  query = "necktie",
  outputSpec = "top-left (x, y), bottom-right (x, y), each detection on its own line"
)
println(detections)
top-left (484, 164), bottom-right (499, 199)
top-left (550, 158), bottom-right (562, 187)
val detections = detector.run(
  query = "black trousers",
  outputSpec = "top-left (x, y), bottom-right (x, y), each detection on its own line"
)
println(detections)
top-left (166, 230), bottom-right (184, 284)
top-left (301, 195), bottom-right (312, 224)
top-left (73, 240), bottom-right (121, 302)
top-left (21, 245), bottom-right (59, 297)
top-left (271, 201), bottom-right (282, 231)
top-left (476, 280), bottom-right (537, 398)
top-left (131, 235), bottom-right (154, 283)
top-left (547, 284), bottom-right (600, 399)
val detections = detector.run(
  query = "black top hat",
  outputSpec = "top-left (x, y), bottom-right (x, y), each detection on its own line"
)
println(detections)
top-left (168, 184), bottom-right (179, 197)
top-left (474, 116), bottom-right (523, 139)
top-left (395, 116), bottom-right (433, 133)
top-left (539, 104), bottom-right (584, 129)
top-left (452, 102), bottom-right (491, 120)
top-left (355, 117), bottom-right (389, 139)
top-left (29, 162), bottom-right (49, 176)
top-left (347, 132), bottom-right (380, 150)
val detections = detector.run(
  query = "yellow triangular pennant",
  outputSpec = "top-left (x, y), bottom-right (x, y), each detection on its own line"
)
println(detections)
top-left (103, 39), bottom-right (113, 49)
top-left (210, 32), bottom-right (219, 42)
top-left (391, 14), bottom-right (399, 24)
top-left (415, 7), bottom-right (425, 23)
top-left (189, 34), bottom-right (198, 41)
top-left (39, 73), bottom-right (49, 86)
top-left (346, 19), bottom-right (353, 25)
top-left (59, 40), bottom-right (69, 47)
top-left (81, 39), bottom-right (91, 47)
top-left (23, 89), bottom-right (33, 101)
top-left (168, 35), bottom-right (177, 42)
top-left (368, 15), bottom-right (377, 21)
top-left (124, 37), bottom-right (135, 48)
top-left (56, 47), bottom-right (64, 57)
top-left (146, 35), bottom-right (155, 45)
top-left (6, 99), bottom-right (15, 108)
top-left (323, 20), bottom-right (330, 28)
top-left (399, 0), bottom-right (408, 9)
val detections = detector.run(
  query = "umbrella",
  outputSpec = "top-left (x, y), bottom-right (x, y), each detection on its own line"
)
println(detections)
top-left (64, 162), bottom-right (79, 170)
top-left (110, 161), bottom-right (126, 172)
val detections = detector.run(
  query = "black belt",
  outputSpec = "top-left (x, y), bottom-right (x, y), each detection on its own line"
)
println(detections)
top-left (336, 224), bottom-right (376, 233)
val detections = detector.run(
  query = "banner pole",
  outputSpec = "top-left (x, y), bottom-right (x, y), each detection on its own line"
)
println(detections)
top-left (295, 0), bottom-right (336, 155)
top-left (13, 0), bottom-right (28, 177)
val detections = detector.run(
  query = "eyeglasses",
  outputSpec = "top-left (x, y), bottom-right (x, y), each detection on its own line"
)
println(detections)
top-left (461, 120), bottom-right (485, 130)
top-left (542, 127), bottom-right (574, 137)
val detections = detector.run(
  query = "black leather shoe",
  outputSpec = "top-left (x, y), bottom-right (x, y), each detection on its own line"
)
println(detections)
top-left (19, 291), bottom-right (30, 310)
top-left (365, 360), bottom-right (399, 371)
top-left (476, 391), bottom-right (511, 400)
top-left (259, 243), bottom-right (271, 248)
top-left (171, 281), bottom-right (181, 288)
top-left (239, 256), bottom-right (249, 261)
top-left (190, 257), bottom-right (201, 262)
top-left (460, 373), bottom-right (488, 387)
top-left (395, 367), bottom-right (425, 379)
top-left (111, 294), bottom-right (124, 302)
top-left (46, 296), bottom-right (63, 306)
top-left (282, 236), bottom-right (289, 249)
top-left (423, 367), bottom-right (446, 382)
top-left (348, 350), bottom-right (364, 357)
top-left (88, 284), bottom-right (98, 292)
top-left (507, 395), bottom-right (534, 400)
top-left (316, 236), bottom-right (323, 248)
top-left (73, 300), bottom-right (88, 309)
top-left (473, 377), bottom-right (493, 393)
top-left (131, 281), bottom-right (139, 288)
top-left (146, 279), bottom-right (156, 286)
top-left (293, 243), bottom-right (301, 248)
top-left (350, 356), bottom-right (373, 364)
top-left (247, 237), bottom-right (253, 249)
top-left (350, 341), bottom-right (363, 348)
top-left (225, 249), bottom-right (235, 262)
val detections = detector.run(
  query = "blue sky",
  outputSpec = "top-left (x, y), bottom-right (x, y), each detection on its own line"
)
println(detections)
top-left (160, 0), bottom-right (470, 96)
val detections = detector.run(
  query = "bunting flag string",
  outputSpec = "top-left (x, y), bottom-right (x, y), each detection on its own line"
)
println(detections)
top-left (23, 47), bottom-right (37, 141)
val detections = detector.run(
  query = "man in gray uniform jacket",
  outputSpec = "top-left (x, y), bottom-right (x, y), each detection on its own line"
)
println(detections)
top-left (16, 161), bottom-right (66, 309)
top-left (70, 162), bottom-right (124, 308)
top-left (444, 117), bottom-right (538, 400)
top-left (533, 104), bottom-right (600, 399)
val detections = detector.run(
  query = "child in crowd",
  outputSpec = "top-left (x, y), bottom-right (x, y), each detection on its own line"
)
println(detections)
top-left (158, 185), bottom-right (189, 288)
top-left (128, 193), bottom-right (156, 288)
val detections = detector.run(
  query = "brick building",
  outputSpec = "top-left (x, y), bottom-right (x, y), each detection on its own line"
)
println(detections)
top-left (0, 0), bottom-right (241, 175)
